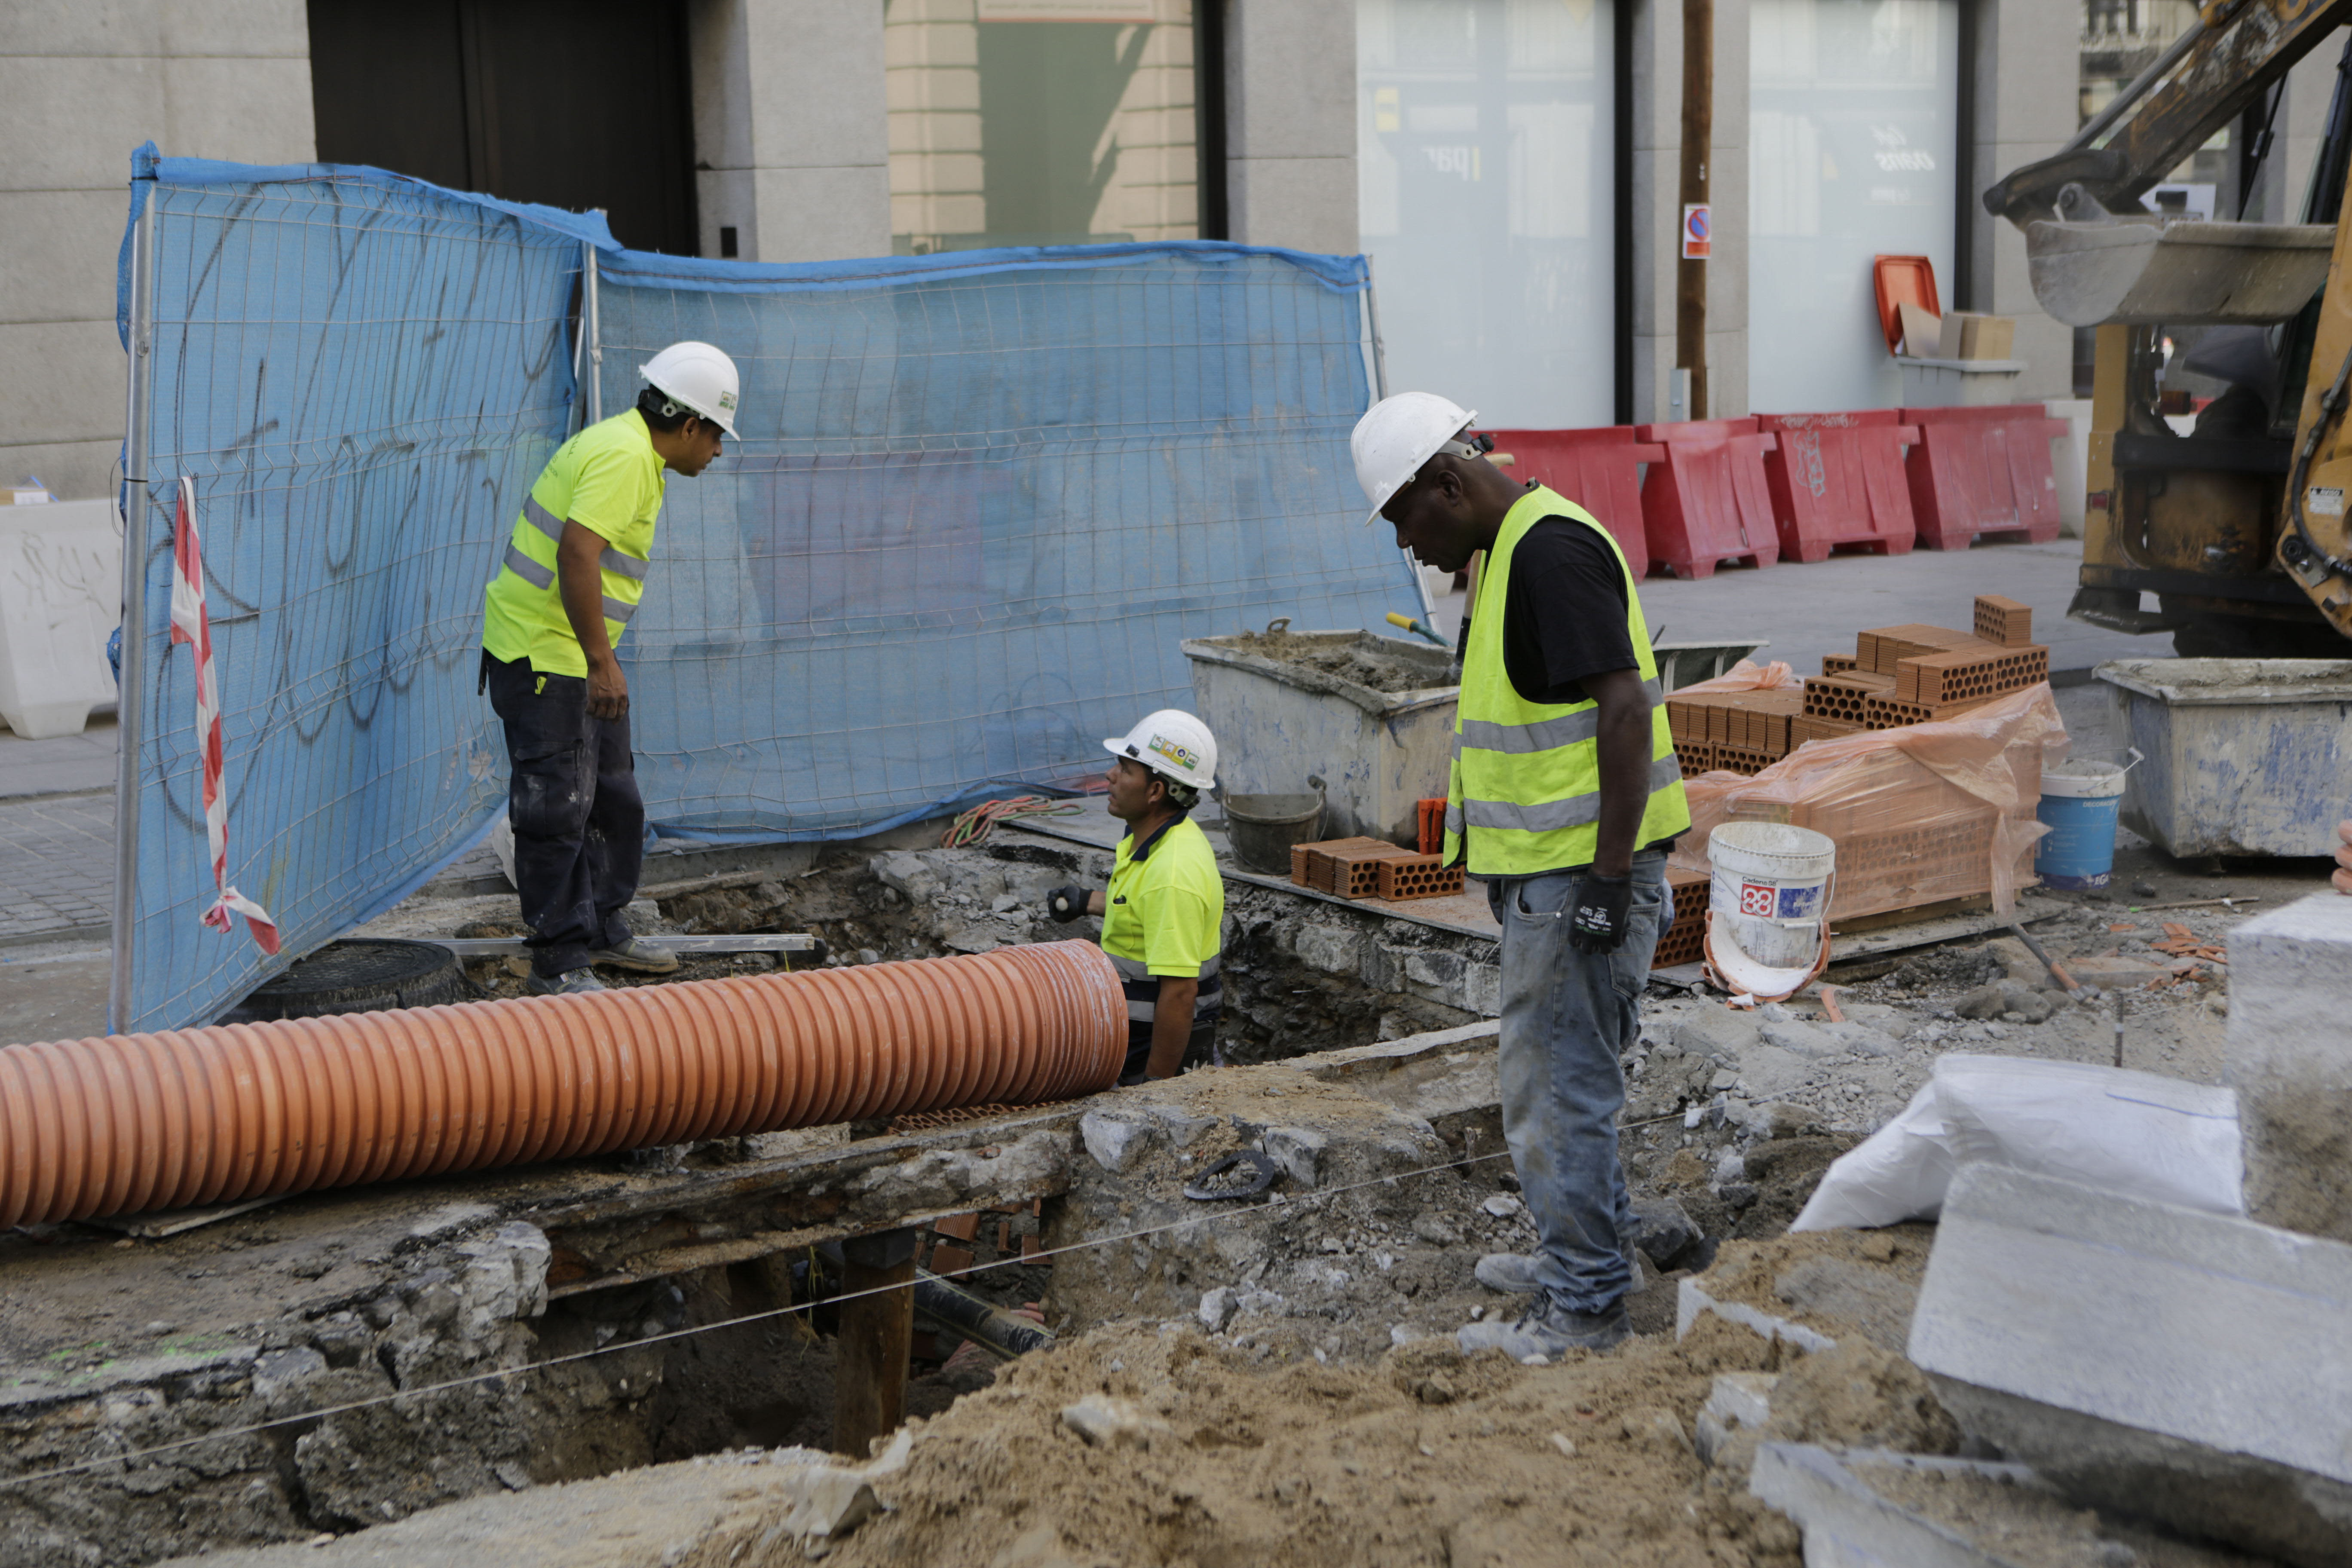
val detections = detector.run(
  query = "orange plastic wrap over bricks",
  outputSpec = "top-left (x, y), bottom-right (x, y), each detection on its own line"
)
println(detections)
top-left (1790, 714), bottom-right (1863, 749)
top-left (0, 941), bottom-right (1128, 1227)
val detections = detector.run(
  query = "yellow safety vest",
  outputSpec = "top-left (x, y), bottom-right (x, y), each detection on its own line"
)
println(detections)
top-left (1442, 484), bottom-right (1690, 876)
top-left (480, 409), bottom-right (664, 677)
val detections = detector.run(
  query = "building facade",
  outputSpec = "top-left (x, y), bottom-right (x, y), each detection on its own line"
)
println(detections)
top-left (3, 1), bottom-right (2307, 506)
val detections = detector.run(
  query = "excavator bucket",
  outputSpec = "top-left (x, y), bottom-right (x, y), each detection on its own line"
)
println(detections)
top-left (2025, 219), bottom-right (2334, 328)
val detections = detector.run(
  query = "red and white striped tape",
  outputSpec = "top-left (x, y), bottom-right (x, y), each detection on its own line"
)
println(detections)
top-left (168, 476), bottom-right (280, 956)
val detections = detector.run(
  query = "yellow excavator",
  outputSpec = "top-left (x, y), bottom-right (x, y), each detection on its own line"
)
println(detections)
top-left (1988, 0), bottom-right (2352, 656)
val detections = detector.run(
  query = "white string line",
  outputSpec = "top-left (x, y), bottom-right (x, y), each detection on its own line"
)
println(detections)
top-left (0, 1107), bottom-right (1698, 1492)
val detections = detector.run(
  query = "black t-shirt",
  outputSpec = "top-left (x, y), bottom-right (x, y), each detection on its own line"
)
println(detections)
top-left (1498, 512), bottom-right (1638, 705)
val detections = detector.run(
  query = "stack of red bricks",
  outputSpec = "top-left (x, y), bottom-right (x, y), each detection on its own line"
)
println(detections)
top-left (1669, 596), bottom-right (2043, 778)
top-left (1650, 868), bottom-right (1714, 970)
top-left (1290, 836), bottom-right (1466, 903)
top-left (1799, 595), bottom-right (2045, 738)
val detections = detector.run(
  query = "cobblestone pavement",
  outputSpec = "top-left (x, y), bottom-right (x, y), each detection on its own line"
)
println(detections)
top-left (0, 791), bottom-right (113, 942)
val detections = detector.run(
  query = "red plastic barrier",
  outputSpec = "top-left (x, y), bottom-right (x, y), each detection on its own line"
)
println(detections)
top-left (1485, 426), bottom-right (1661, 576)
top-left (1899, 404), bottom-right (2072, 550)
top-left (1754, 410), bottom-right (1920, 563)
top-left (1632, 419), bottom-right (1779, 579)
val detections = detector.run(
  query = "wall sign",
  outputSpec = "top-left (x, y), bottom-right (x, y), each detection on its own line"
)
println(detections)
top-left (1681, 203), bottom-right (1711, 261)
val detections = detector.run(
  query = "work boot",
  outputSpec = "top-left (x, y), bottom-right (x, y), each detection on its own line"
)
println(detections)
top-left (527, 968), bottom-right (607, 996)
top-left (1475, 1252), bottom-right (1544, 1294)
top-left (1457, 1297), bottom-right (1629, 1361)
top-left (1475, 1251), bottom-right (1649, 1296)
top-left (588, 937), bottom-right (679, 975)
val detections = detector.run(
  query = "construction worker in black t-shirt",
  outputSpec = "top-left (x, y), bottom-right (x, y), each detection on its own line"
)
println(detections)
top-left (1354, 390), bottom-right (1690, 1360)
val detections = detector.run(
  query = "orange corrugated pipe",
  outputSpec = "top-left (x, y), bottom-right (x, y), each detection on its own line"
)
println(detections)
top-left (0, 940), bottom-right (1126, 1227)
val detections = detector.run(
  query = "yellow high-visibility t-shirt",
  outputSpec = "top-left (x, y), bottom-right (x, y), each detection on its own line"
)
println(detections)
top-left (481, 409), bottom-right (666, 676)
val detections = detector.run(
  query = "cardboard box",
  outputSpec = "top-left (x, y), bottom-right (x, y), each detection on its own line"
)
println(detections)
top-left (1897, 300), bottom-right (1942, 358)
top-left (1935, 312), bottom-right (2016, 362)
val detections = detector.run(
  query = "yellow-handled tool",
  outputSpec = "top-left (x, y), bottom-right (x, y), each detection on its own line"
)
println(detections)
top-left (1385, 611), bottom-right (1449, 647)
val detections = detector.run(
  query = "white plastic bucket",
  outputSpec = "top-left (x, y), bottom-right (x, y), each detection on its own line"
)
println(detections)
top-left (2041, 760), bottom-right (2128, 799)
top-left (1709, 821), bottom-right (1837, 970)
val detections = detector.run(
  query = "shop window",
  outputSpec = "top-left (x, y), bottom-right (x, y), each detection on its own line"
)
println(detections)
top-left (885, 0), bottom-right (1200, 254)
top-left (1750, 0), bottom-right (1958, 411)
top-left (1358, 0), bottom-right (1616, 429)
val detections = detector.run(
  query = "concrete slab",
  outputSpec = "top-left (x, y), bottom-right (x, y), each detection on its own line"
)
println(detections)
top-left (2226, 891), bottom-right (2352, 1241)
top-left (1749, 1444), bottom-right (2050, 1568)
top-left (1749, 1444), bottom-right (2254, 1568)
top-left (1907, 1163), bottom-right (2352, 1567)
top-left (1675, 1275), bottom-right (1836, 1353)
top-left (156, 1444), bottom-right (905, 1568)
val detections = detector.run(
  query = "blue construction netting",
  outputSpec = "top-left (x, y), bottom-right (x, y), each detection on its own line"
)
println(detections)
top-left (116, 151), bottom-right (1413, 1033)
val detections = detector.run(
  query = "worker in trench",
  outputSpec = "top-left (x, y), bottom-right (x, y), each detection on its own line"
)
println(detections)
top-left (477, 342), bottom-right (741, 995)
top-left (1354, 391), bottom-right (1691, 1359)
top-left (1043, 711), bottom-right (1225, 1084)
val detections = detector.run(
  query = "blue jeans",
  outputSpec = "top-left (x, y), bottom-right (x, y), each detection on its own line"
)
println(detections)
top-left (1484, 851), bottom-right (1671, 1316)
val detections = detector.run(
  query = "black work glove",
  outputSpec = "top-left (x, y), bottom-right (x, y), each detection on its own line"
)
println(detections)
top-left (1046, 884), bottom-right (1091, 924)
top-left (1568, 873), bottom-right (1632, 955)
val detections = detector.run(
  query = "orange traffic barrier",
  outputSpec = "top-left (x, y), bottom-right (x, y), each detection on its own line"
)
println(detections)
top-left (0, 940), bottom-right (1125, 1226)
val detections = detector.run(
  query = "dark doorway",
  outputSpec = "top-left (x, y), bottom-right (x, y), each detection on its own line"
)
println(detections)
top-left (307, 0), bottom-right (698, 254)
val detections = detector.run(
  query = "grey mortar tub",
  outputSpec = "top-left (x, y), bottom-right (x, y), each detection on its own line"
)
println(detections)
top-left (2093, 657), bottom-right (2352, 858)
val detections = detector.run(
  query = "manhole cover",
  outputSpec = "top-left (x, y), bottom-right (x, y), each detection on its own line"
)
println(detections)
top-left (226, 938), bottom-right (473, 1023)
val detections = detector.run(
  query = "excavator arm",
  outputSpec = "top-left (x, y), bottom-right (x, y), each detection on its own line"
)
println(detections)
top-left (1985, 0), bottom-right (2352, 230)
top-left (2277, 171), bottom-right (2352, 634)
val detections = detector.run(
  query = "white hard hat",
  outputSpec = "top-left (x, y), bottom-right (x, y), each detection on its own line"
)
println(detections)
top-left (1351, 391), bottom-right (1481, 525)
top-left (639, 340), bottom-right (741, 437)
top-left (1104, 709), bottom-right (1218, 792)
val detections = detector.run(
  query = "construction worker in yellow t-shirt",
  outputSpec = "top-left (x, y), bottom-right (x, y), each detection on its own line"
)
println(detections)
top-left (1044, 710), bottom-right (1225, 1083)
top-left (478, 342), bottom-right (740, 995)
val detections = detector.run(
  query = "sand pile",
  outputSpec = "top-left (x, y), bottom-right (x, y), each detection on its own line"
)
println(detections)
top-left (830, 1231), bottom-right (1960, 1568)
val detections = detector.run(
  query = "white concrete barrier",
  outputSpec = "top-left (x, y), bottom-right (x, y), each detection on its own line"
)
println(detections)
top-left (2228, 891), bottom-right (2352, 1241)
top-left (1908, 1163), bottom-right (2352, 1568)
top-left (0, 498), bottom-right (119, 739)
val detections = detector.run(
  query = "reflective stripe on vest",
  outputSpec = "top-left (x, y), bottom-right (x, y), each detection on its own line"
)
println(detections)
top-left (521, 496), bottom-right (650, 581)
top-left (1106, 952), bottom-right (1223, 1023)
top-left (1106, 952), bottom-right (1222, 983)
top-left (496, 498), bottom-right (649, 629)
top-left (1454, 678), bottom-right (1663, 755)
top-left (1459, 753), bottom-right (1684, 834)
top-left (1442, 486), bottom-right (1691, 876)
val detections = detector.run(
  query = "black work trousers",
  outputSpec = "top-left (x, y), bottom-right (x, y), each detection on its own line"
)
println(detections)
top-left (482, 652), bottom-right (644, 978)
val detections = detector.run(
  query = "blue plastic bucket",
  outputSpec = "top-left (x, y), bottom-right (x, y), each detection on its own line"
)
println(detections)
top-left (2036, 758), bottom-right (2129, 890)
